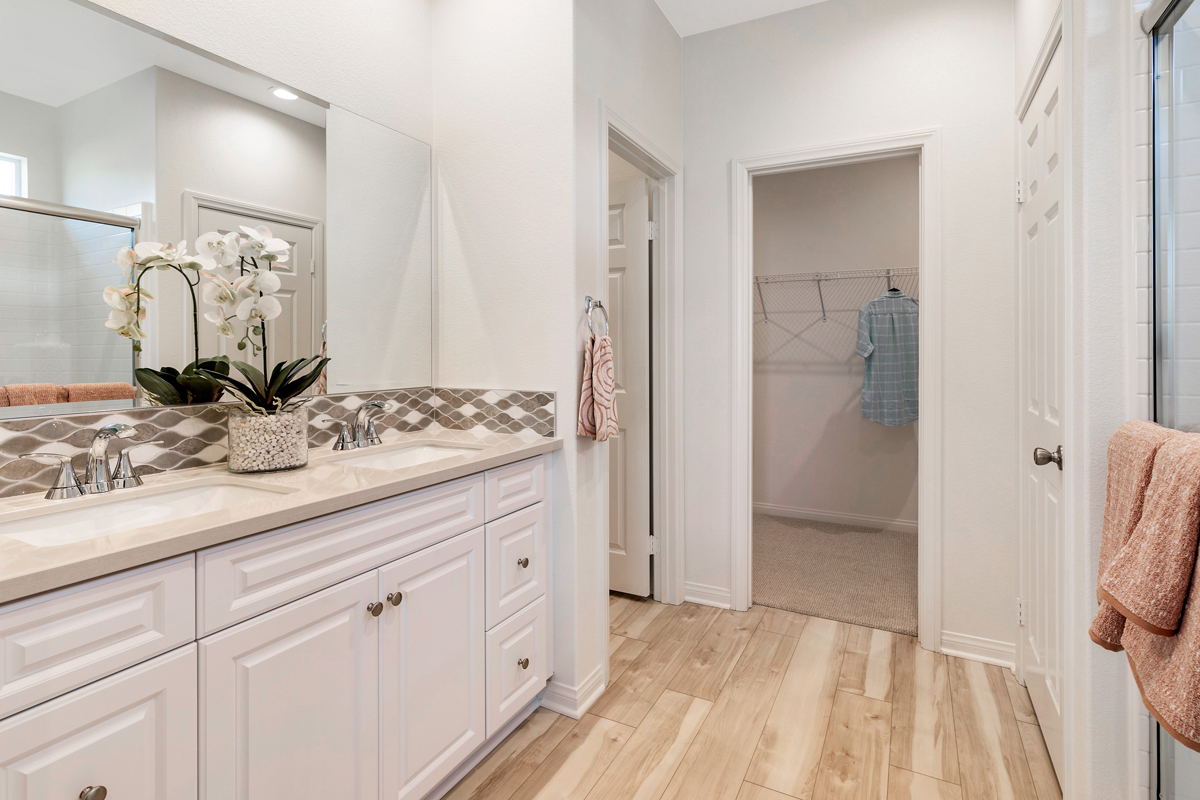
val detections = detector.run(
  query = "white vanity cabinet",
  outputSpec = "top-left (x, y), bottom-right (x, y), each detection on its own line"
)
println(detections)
top-left (0, 644), bottom-right (198, 800)
top-left (0, 453), bottom-right (551, 800)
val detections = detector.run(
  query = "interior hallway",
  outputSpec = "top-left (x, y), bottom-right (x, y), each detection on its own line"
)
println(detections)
top-left (446, 596), bottom-right (1061, 800)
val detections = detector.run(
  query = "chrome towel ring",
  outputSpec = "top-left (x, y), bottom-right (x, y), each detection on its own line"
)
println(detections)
top-left (585, 296), bottom-right (610, 337)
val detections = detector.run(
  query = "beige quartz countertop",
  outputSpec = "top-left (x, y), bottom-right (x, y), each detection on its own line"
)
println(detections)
top-left (0, 429), bottom-right (562, 605)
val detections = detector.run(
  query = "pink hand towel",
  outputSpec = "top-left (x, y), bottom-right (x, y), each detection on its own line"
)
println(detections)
top-left (592, 335), bottom-right (618, 442)
top-left (578, 335), bottom-right (596, 438)
top-left (1089, 420), bottom-right (1177, 651)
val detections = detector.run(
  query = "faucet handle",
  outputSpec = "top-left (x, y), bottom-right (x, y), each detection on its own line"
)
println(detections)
top-left (364, 419), bottom-right (383, 446)
top-left (315, 415), bottom-right (358, 451)
top-left (19, 453), bottom-right (85, 500)
top-left (112, 441), bottom-right (163, 488)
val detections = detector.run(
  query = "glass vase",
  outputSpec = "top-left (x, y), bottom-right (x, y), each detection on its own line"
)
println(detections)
top-left (226, 406), bottom-right (309, 473)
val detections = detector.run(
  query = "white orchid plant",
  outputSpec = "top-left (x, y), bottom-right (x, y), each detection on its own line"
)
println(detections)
top-left (105, 226), bottom-right (329, 413)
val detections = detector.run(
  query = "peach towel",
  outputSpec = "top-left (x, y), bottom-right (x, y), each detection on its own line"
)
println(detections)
top-left (4, 383), bottom-right (59, 406)
top-left (1100, 434), bottom-right (1200, 637)
top-left (591, 336), bottom-right (618, 442)
top-left (64, 383), bottom-right (137, 403)
top-left (577, 336), bottom-right (596, 438)
top-left (1089, 420), bottom-right (1178, 651)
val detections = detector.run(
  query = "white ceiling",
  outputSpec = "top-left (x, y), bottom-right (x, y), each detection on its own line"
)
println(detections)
top-left (654, 0), bottom-right (833, 37)
top-left (0, 0), bottom-right (325, 126)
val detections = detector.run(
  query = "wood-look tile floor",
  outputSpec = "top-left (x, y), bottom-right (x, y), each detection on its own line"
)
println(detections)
top-left (446, 595), bottom-right (1062, 800)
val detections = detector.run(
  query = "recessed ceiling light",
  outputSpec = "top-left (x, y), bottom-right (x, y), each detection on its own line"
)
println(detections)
top-left (272, 88), bottom-right (299, 101)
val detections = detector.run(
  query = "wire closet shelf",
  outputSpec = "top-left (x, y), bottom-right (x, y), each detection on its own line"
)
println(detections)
top-left (754, 267), bottom-right (918, 366)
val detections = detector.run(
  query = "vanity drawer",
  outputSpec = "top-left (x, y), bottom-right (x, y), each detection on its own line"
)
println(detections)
top-left (485, 456), bottom-right (545, 521)
top-left (198, 474), bottom-right (484, 635)
top-left (0, 555), bottom-right (195, 719)
top-left (486, 502), bottom-right (547, 629)
top-left (486, 596), bottom-right (547, 737)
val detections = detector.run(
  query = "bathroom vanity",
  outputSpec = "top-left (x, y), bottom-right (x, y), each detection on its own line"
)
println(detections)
top-left (0, 432), bottom-right (560, 800)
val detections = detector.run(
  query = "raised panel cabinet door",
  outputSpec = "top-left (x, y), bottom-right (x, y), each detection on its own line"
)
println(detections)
top-left (485, 596), bottom-right (547, 737)
top-left (380, 528), bottom-right (485, 800)
top-left (485, 502), bottom-right (548, 628)
top-left (199, 572), bottom-right (379, 800)
top-left (0, 555), bottom-right (195, 719)
top-left (0, 643), bottom-right (197, 800)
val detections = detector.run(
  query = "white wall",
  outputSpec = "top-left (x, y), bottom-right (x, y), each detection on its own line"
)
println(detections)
top-left (0, 91), bottom-right (61, 203)
top-left (57, 68), bottom-right (156, 213)
top-left (752, 157), bottom-right (919, 528)
top-left (87, 0), bottom-right (433, 144)
top-left (682, 0), bottom-right (1018, 647)
top-left (153, 67), bottom-right (326, 369)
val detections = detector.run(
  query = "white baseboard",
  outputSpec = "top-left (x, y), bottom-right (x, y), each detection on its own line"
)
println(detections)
top-left (753, 502), bottom-right (918, 535)
top-left (684, 581), bottom-right (732, 609)
top-left (542, 663), bottom-right (604, 719)
top-left (941, 631), bottom-right (1015, 669)
top-left (423, 696), bottom-right (541, 800)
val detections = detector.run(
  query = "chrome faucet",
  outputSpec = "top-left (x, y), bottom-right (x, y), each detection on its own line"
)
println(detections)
top-left (84, 424), bottom-right (138, 493)
top-left (354, 401), bottom-right (387, 448)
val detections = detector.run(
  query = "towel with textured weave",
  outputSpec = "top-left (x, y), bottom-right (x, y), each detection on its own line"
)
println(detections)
top-left (64, 383), bottom-right (137, 403)
top-left (591, 336), bottom-right (617, 442)
top-left (1089, 420), bottom-right (1178, 651)
top-left (4, 384), bottom-right (59, 406)
top-left (1100, 434), bottom-right (1200, 637)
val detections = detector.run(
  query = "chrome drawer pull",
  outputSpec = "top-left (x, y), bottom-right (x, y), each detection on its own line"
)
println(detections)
top-left (517, 558), bottom-right (530, 569)
top-left (80, 788), bottom-right (107, 800)
top-left (518, 657), bottom-right (530, 670)
top-left (388, 592), bottom-right (403, 606)
top-left (367, 602), bottom-right (384, 617)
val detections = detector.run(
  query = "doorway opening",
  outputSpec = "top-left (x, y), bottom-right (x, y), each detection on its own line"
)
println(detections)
top-left (731, 131), bottom-right (943, 654)
top-left (750, 156), bottom-right (920, 636)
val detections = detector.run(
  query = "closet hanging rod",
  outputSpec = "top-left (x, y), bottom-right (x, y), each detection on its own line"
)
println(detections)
top-left (754, 267), bottom-right (919, 285)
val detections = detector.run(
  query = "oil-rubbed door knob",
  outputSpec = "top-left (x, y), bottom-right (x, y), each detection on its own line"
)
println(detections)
top-left (517, 658), bottom-right (530, 670)
top-left (1033, 445), bottom-right (1063, 470)
top-left (388, 592), bottom-right (403, 606)
top-left (517, 558), bottom-right (530, 569)
top-left (80, 788), bottom-right (107, 800)
top-left (367, 602), bottom-right (384, 617)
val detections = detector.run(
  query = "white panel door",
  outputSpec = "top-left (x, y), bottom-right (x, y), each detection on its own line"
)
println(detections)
top-left (379, 529), bottom-right (485, 800)
top-left (0, 644), bottom-right (197, 800)
top-left (608, 153), bottom-right (653, 597)
top-left (199, 572), bottom-right (379, 800)
top-left (1017, 43), bottom-right (1065, 782)
top-left (196, 204), bottom-right (318, 364)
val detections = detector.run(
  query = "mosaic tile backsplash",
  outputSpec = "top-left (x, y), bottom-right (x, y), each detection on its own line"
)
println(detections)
top-left (0, 387), bottom-right (555, 498)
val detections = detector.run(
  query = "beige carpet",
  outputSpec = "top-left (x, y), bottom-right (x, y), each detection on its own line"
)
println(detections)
top-left (753, 513), bottom-right (918, 636)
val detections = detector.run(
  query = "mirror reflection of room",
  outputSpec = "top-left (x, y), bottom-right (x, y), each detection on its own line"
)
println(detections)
top-left (0, 0), bottom-right (432, 418)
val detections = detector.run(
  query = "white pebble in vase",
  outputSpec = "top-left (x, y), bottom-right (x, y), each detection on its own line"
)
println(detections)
top-left (226, 406), bottom-right (309, 473)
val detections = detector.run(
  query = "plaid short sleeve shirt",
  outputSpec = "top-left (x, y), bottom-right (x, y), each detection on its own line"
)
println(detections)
top-left (856, 291), bottom-right (919, 427)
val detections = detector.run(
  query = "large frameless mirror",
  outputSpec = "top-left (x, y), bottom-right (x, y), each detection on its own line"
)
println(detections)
top-left (0, 0), bottom-right (433, 419)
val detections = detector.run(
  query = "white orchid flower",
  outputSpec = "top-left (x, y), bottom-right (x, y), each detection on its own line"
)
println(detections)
top-left (196, 231), bottom-right (242, 268)
top-left (103, 284), bottom-right (153, 312)
top-left (114, 247), bottom-right (137, 281)
top-left (133, 240), bottom-right (182, 267)
top-left (232, 268), bottom-right (282, 296)
top-left (204, 311), bottom-right (237, 338)
top-left (201, 275), bottom-right (241, 311)
top-left (104, 305), bottom-right (147, 340)
top-left (236, 294), bottom-right (283, 323)
top-left (238, 225), bottom-right (290, 263)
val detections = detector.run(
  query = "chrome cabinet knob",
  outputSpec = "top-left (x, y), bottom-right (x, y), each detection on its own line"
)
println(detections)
top-left (388, 592), bottom-right (403, 606)
top-left (1033, 445), bottom-right (1063, 470)
top-left (517, 658), bottom-right (530, 670)
top-left (367, 602), bottom-right (384, 617)
top-left (517, 558), bottom-right (530, 569)
top-left (80, 787), bottom-right (107, 800)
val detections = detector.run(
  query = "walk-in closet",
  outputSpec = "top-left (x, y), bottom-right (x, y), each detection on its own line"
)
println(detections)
top-left (751, 154), bottom-right (920, 636)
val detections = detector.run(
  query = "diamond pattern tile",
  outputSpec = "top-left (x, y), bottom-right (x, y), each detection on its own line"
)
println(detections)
top-left (0, 387), bottom-right (554, 499)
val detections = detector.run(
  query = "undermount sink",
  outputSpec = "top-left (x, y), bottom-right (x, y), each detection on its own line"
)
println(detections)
top-left (0, 478), bottom-right (298, 548)
top-left (326, 441), bottom-right (484, 472)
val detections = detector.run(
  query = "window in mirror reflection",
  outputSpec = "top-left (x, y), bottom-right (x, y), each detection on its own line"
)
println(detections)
top-left (0, 153), bottom-right (24, 198)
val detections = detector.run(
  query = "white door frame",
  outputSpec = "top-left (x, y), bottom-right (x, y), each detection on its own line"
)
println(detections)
top-left (183, 190), bottom-right (326, 358)
top-left (598, 106), bottom-right (686, 607)
top-left (730, 130), bottom-right (944, 653)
